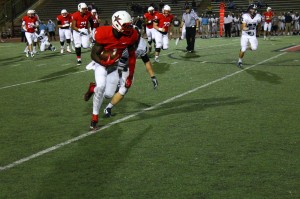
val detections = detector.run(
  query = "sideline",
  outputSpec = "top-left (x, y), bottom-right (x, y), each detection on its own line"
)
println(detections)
top-left (0, 52), bottom-right (286, 172)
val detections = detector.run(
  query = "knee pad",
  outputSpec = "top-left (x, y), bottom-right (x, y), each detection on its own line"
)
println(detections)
top-left (251, 46), bottom-right (257, 51)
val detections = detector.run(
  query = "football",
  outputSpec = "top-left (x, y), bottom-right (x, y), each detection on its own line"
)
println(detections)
top-left (99, 49), bottom-right (119, 61)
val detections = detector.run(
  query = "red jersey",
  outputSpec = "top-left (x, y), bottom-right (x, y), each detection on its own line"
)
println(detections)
top-left (72, 11), bottom-right (92, 29)
top-left (154, 13), bottom-right (174, 32)
top-left (22, 15), bottom-right (38, 33)
top-left (144, 11), bottom-right (158, 29)
top-left (94, 26), bottom-right (139, 71)
top-left (263, 11), bottom-right (274, 23)
top-left (57, 14), bottom-right (72, 28)
top-left (91, 15), bottom-right (100, 29)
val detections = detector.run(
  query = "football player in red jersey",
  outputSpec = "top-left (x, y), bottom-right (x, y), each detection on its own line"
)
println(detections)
top-left (57, 9), bottom-right (72, 53)
top-left (143, 6), bottom-right (157, 52)
top-left (83, 10), bottom-right (139, 130)
top-left (90, 9), bottom-right (101, 45)
top-left (263, 7), bottom-right (274, 40)
top-left (71, 3), bottom-right (92, 65)
top-left (22, 10), bottom-right (39, 57)
top-left (153, 5), bottom-right (174, 62)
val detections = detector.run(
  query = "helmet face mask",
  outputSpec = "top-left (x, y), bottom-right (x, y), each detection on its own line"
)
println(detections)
top-left (27, 10), bottom-right (35, 17)
top-left (61, 9), bottom-right (68, 17)
top-left (248, 4), bottom-right (257, 16)
top-left (112, 11), bottom-right (133, 36)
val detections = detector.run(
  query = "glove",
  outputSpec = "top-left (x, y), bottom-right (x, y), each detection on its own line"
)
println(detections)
top-left (125, 75), bottom-right (133, 88)
top-left (78, 28), bottom-right (88, 36)
top-left (151, 76), bottom-right (158, 89)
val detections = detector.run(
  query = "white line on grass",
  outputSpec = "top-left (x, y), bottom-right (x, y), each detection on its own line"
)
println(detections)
top-left (0, 70), bottom-right (88, 90)
top-left (0, 42), bottom-right (239, 91)
top-left (0, 52), bottom-right (287, 172)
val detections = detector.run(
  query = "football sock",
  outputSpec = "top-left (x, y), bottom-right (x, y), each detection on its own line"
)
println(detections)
top-left (106, 103), bottom-right (114, 109)
top-left (92, 114), bottom-right (98, 122)
top-left (239, 58), bottom-right (242, 62)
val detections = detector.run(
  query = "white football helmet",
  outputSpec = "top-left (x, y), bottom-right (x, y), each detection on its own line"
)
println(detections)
top-left (78, 3), bottom-right (88, 12)
top-left (27, 9), bottom-right (35, 17)
top-left (148, 6), bottom-right (154, 12)
top-left (27, 10), bottom-right (34, 14)
top-left (162, 5), bottom-right (171, 15)
top-left (163, 5), bottom-right (171, 12)
top-left (112, 11), bottom-right (133, 35)
top-left (267, 7), bottom-right (272, 11)
top-left (91, 9), bottom-right (97, 13)
top-left (61, 9), bottom-right (68, 17)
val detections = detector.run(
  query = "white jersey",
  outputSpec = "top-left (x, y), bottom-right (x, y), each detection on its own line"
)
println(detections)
top-left (210, 17), bottom-right (218, 26)
top-left (242, 13), bottom-right (262, 37)
top-left (118, 37), bottom-right (147, 69)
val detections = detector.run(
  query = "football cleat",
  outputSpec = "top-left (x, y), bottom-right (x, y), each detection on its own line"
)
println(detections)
top-left (104, 107), bottom-right (112, 117)
top-left (154, 56), bottom-right (160, 62)
top-left (151, 76), bottom-right (158, 89)
top-left (237, 61), bottom-right (243, 68)
top-left (66, 46), bottom-right (71, 53)
top-left (51, 46), bottom-right (56, 51)
top-left (90, 120), bottom-right (98, 130)
top-left (60, 48), bottom-right (64, 54)
top-left (30, 52), bottom-right (34, 57)
top-left (26, 51), bottom-right (29, 57)
top-left (77, 59), bottom-right (82, 66)
top-left (84, 82), bottom-right (96, 101)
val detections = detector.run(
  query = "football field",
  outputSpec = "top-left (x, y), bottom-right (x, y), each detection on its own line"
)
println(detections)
top-left (0, 36), bottom-right (299, 198)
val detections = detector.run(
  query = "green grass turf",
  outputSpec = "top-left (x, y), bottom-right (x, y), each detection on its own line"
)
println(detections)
top-left (0, 36), bottom-right (299, 198)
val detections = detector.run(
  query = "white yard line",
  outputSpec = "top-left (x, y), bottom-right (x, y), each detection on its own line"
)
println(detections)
top-left (0, 70), bottom-right (88, 90)
top-left (0, 52), bottom-right (286, 172)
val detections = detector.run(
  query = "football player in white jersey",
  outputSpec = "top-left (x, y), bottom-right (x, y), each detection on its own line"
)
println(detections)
top-left (237, 4), bottom-right (262, 68)
top-left (37, 30), bottom-right (56, 52)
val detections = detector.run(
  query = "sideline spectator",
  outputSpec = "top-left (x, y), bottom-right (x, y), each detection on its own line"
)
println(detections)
top-left (224, 12), bottom-right (233, 37)
top-left (47, 19), bottom-right (56, 41)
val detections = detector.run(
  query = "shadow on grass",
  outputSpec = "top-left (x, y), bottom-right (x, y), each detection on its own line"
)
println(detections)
top-left (109, 97), bottom-right (251, 122)
top-left (152, 62), bottom-right (171, 74)
top-left (36, 125), bottom-right (152, 197)
top-left (38, 67), bottom-right (81, 82)
top-left (246, 69), bottom-right (282, 84)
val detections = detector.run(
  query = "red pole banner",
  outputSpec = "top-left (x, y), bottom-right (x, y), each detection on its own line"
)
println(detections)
top-left (219, 2), bottom-right (225, 37)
